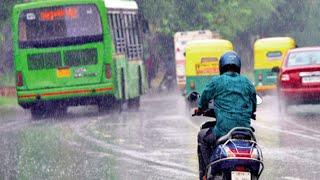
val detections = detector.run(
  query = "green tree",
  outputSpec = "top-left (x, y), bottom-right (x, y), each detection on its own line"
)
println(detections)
top-left (137, 0), bottom-right (281, 75)
top-left (1, 0), bottom-right (319, 79)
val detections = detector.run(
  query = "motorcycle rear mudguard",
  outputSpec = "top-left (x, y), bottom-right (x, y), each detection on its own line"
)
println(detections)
top-left (208, 139), bottom-right (264, 179)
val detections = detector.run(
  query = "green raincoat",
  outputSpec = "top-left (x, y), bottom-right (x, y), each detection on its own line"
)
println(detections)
top-left (198, 72), bottom-right (257, 138)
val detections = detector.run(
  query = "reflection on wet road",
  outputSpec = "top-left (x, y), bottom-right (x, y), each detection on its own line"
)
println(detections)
top-left (253, 99), bottom-right (320, 180)
top-left (0, 93), bottom-right (319, 179)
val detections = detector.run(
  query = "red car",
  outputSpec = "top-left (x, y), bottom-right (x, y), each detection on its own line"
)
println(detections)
top-left (275, 47), bottom-right (320, 111)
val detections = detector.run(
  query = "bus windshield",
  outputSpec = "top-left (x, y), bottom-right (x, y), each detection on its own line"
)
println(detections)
top-left (19, 4), bottom-right (103, 48)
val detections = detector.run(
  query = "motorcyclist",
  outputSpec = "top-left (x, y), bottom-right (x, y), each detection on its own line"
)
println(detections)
top-left (195, 51), bottom-right (257, 180)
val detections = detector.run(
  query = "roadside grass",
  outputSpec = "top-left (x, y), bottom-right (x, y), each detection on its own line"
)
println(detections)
top-left (18, 125), bottom-right (118, 179)
top-left (0, 97), bottom-right (19, 122)
top-left (0, 96), bottom-right (17, 106)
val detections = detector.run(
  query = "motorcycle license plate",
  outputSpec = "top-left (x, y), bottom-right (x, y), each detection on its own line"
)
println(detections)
top-left (231, 171), bottom-right (251, 180)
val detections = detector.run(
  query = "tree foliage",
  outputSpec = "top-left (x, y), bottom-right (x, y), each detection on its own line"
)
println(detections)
top-left (136, 0), bottom-right (283, 73)
top-left (136, 0), bottom-right (320, 73)
top-left (1, 0), bottom-right (320, 75)
top-left (137, 0), bottom-right (280, 39)
top-left (0, 0), bottom-right (21, 29)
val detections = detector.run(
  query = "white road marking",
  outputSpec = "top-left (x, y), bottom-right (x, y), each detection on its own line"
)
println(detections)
top-left (71, 118), bottom-right (198, 177)
top-left (254, 123), bottom-right (320, 142)
top-left (281, 117), bottom-right (320, 135)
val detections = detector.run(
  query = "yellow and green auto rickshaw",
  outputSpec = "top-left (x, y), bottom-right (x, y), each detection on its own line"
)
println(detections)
top-left (185, 39), bottom-right (233, 97)
top-left (254, 37), bottom-right (296, 93)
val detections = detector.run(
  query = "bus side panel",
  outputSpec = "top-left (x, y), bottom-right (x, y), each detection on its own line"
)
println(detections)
top-left (135, 62), bottom-right (148, 94)
top-left (114, 55), bottom-right (127, 100)
top-left (126, 61), bottom-right (140, 99)
top-left (106, 8), bottom-right (147, 100)
top-left (114, 57), bottom-right (147, 100)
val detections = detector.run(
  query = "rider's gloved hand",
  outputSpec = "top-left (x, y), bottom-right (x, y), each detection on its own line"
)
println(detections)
top-left (187, 92), bottom-right (199, 102)
top-left (251, 113), bottom-right (256, 120)
top-left (192, 108), bottom-right (204, 116)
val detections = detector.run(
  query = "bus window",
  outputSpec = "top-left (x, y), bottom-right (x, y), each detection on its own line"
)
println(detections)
top-left (19, 4), bottom-right (103, 48)
top-left (107, 11), bottom-right (142, 60)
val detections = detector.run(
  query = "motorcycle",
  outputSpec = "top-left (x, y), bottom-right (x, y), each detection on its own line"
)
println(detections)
top-left (191, 93), bottom-right (264, 180)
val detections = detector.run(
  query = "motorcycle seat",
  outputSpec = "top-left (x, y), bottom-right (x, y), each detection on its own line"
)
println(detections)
top-left (215, 127), bottom-right (256, 146)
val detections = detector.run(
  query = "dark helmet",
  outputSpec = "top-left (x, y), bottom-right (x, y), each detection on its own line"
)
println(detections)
top-left (219, 51), bottom-right (241, 74)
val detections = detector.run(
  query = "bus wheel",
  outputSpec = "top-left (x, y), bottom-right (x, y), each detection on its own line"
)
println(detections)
top-left (30, 105), bottom-right (47, 120)
top-left (98, 97), bottom-right (122, 113)
top-left (55, 105), bottom-right (68, 117)
top-left (98, 100), bottom-right (111, 113)
top-left (128, 97), bottom-right (140, 110)
top-left (113, 100), bottom-right (123, 112)
top-left (138, 66), bottom-right (143, 95)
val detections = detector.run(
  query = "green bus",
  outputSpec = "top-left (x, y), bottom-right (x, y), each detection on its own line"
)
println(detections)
top-left (12, 0), bottom-right (148, 119)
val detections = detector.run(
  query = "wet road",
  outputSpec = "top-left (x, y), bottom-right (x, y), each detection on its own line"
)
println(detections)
top-left (0, 92), bottom-right (319, 179)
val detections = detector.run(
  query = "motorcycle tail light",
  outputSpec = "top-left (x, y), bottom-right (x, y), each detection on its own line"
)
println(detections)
top-left (227, 147), bottom-right (251, 158)
top-left (224, 147), bottom-right (235, 157)
top-left (235, 166), bottom-right (246, 172)
top-left (251, 148), bottom-right (259, 159)
top-left (281, 74), bottom-right (290, 81)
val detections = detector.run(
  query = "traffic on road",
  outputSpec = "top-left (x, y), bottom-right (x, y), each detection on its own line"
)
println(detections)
top-left (0, 93), bottom-right (319, 179)
top-left (1, 0), bottom-right (320, 180)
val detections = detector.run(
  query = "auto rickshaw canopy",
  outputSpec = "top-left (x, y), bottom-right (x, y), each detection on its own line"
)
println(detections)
top-left (185, 39), bottom-right (234, 77)
top-left (254, 37), bottom-right (296, 69)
